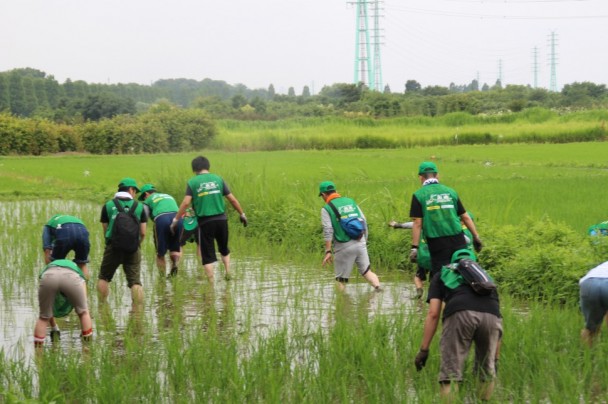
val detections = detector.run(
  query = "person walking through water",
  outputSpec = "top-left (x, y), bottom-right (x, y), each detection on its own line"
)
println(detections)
top-left (172, 156), bottom-right (247, 282)
top-left (97, 178), bottom-right (147, 306)
top-left (139, 183), bottom-right (183, 278)
top-left (409, 161), bottom-right (482, 278)
top-left (319, 180), bottom-right (381, 291)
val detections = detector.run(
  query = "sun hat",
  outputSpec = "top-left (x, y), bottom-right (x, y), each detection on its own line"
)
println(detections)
top-left (418, 161), bottom-right (438, 175)
top-left (451, 248), bottom-right (477, 263)
top-left (318, 181), bottom-right (336, 196)
top-left (118, 177), bottom-right (140, 192)
top-left (138, 183), bottom-right (156, 200)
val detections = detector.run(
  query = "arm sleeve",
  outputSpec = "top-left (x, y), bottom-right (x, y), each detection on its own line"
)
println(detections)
top-left (222, 181), bottom-right (231, 196)
top-left (185, 184), bottom-right (193, 197)
top-left (409, 195), bottom-right (422, 218)
top-left (456, 198), bottom-right (466, 216)
top-left (321, 208), bottom-right (334, 242)
top-left (100, 205), bottom-right (109, 223)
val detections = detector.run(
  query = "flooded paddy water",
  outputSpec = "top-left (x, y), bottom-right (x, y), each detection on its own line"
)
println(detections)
top-left (0, 200), bottom-right (420, 365)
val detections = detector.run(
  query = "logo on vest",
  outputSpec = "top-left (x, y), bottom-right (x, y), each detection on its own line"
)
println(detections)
top-left (338, 205), bottom-right (357, 217)
top-left (425, 193), bottom-right (453, 205)
top-left (197, 181), bottom-right (221, 196)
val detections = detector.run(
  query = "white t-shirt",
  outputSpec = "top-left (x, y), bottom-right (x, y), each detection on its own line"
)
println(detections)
top-left (580, 261), bottom-right (608, 284)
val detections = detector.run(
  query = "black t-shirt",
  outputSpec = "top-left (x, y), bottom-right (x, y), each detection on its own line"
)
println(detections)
top-left (427, 272), bottom-right (501, 321)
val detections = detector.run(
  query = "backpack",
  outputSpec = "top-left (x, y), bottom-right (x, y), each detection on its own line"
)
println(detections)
top-left (111, 198), bottom-right (140, 253)
top-left (456, 258), bottom-right (497, 295)
top-left (327, 201), bottom-right (366, 240)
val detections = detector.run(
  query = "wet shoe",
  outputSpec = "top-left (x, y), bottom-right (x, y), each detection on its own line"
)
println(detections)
top-left (50, 330), bottom-right (61, 342)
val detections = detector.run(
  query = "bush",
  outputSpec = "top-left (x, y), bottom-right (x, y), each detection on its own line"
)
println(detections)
top-left (482, 218), bottom-right (601, 305)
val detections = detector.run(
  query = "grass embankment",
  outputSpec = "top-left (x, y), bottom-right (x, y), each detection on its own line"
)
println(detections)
top-left (212, 109), bottom-right (608, 151)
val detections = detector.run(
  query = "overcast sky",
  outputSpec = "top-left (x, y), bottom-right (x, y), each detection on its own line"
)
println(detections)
top-left (0, 0), bottom-right (606, 94)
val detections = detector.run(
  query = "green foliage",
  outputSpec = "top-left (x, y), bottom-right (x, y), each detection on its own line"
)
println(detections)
top-left (482, 218), bottom-right (602, 304)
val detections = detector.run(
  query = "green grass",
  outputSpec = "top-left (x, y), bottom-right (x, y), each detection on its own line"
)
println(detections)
top-left (211, 111), bottom-right (608, 151)
top-left (2, 143), bottom-right (608, 401)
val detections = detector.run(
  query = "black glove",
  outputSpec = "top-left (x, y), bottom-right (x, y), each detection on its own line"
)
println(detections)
top-left (409, 247), bottom-right (418, 263)
top-left (414, 349), bottom-right (429, 371)
top-left (239, 213), bottom-right (248, 227)
top-left (473, 237), bottom-right (483, 252)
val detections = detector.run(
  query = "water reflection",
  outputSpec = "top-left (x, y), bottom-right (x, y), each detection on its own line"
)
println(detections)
top-left (0, 200), bottom-right (418, 365)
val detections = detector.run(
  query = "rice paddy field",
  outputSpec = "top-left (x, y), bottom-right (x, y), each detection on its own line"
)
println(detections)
top-left (1, 142), bottom-right (608, 402)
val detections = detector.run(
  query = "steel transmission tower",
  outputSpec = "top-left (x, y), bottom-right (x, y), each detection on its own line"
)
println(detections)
top-left (548, 32), bottom-right (558, 92)
top-left (498, 59), bottom-right (503, 85)
top-left (352, 0), bottom-right (372, 89)
top-left (371, 1), bottom-right (383, 91)
top-left (532, 46), bottom-right (539, 88)
top-left (350, 1), bottom-right (382, 90)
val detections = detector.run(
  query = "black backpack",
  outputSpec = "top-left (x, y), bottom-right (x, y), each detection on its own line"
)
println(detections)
top-left (456, 259), bottom-right (497, 295)
top-left (111, 199), bottom-right (140, 253)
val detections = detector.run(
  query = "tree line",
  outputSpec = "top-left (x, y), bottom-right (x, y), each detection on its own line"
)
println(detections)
top-left (1, 68), bottom-right (607, 122)
top-left (1, 67), bottom-right (607, 155)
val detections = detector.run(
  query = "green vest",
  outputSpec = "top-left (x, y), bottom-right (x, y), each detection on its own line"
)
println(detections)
top-left (46, 214), bottom-right (84, 227)
top-left (39, 259), bottom-right (86, 280)
top-left (143, 192), bottom-right (178, 219)
top-left (324, 197), bottom-right (364, 243)
top-left (440, 264), bottom-right (466, 290)
top-left (104, 199), bottom-right (144, 240)
top-left (188, 173), bottom-right (226, 218)
top-left (413, 183), bottom-right (462, 239)
top-left (417, 237), bottom-right (431, 270)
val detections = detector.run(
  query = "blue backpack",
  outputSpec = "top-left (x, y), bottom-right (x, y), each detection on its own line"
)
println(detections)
top-left (327, 201), bottom-right (366, 240)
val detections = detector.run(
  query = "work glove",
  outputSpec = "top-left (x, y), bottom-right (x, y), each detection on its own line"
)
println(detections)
top-left (409, 247), bottom-right (418, 263)
top-left (239, 213), bottom-right (248, 227)
top-left (415, 349), bottom-right (429, 371)
top-left (473, 237), bottom-right (483, 252)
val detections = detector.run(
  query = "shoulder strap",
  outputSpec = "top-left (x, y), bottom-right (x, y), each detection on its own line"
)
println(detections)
top-left (327, 201), bottom-right (341, 219)
top-left (113, 198), bottom-right (138, 217)
top-left (113, 198), bottom-right (125, 213)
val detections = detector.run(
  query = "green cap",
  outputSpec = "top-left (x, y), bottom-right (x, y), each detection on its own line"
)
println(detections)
top-left (53, 292), bottom-right (74, 318)
top-left (138, 183), bottom-right (156, 200)
top-left (118, 177), bottom-right (140, 192)
top-left (318, 181), bottom-right (336, 196)
top-left (451, 249), bottom-right (477, 263)
top-left (418, 161), bottom-right (438, 175)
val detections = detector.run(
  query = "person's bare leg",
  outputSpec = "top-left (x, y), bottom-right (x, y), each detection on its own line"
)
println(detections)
top-left (130, 284), bottom-right (143, 306)
top-left (169, 252), bottom-right (181, 276)
top-left (34, 317), bottom-right (50, 347)
top-left (97, 279), bottom-right (110, 301)
top-left (221, 253), bottom-right (231, 279)
top-left (478, 380), bottom-right (495, 401)
top-left (440, 382), bottom-right (458, 403)
top-left (581, 328), bottom-right (599, 347)
top-left (414, 275), bottom-right (424, 298)
top-left (335, 280), bottom-right (346, 292)
top-left (363, 269), bottom-right (381, 290)
top-left (203, 263), bottom-right (215, 282)
top-left (156, 256), bottom-right (167, 275)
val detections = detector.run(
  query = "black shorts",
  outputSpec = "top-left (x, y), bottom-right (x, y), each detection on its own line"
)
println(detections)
top-left (198, 219), bottom-right (230, 265)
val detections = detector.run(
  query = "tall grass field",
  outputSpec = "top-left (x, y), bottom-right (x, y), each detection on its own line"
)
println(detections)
top-left (1, 142), bottom-right (608, 402)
